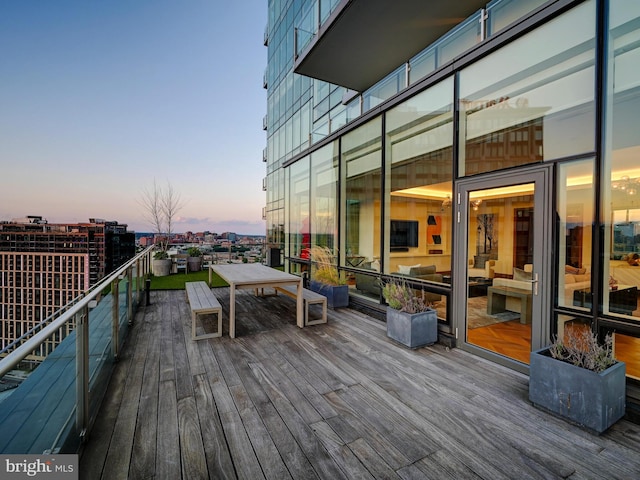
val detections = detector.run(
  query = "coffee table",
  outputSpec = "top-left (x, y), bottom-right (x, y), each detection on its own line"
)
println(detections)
top-left (487, 286), bottom-right (532, 324)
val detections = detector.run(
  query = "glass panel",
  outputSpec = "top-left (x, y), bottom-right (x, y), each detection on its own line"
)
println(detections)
top-left (556, 159), bottom-right (594, 310)
top-left (341, 117), bottom-right (382, 298)
top-left (459, 0), bottom-right (596, 176)
top-left (603, 0), bottom-right (640, 320)
top-left (409, 47), bottom-right (436, 85)
top-left (287, 156), bottom-right (310, 262)
top-left (613, 332), bottom-right (640, 380)
top-left (466, 183), bottom-right (534, 364)
top-left (295, 2), bottom-right (317, 57)
top-left (486, 0), bottom-right (548, 37)
top-left (363, 66), bottom-right (405, 113)
top-left (383, 78), bottom-right (454, 320)
top-left (310, 142), bottom-right (339, 251)
top-left (437, 12), bottom-right (481, 65)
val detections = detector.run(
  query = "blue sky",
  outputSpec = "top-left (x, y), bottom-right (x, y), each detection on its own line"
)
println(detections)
top-left (0, 0), bottom-right (267, 235)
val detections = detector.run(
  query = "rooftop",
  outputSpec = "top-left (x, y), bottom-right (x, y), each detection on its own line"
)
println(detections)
top-left (80, 288), bottom-right (640, 479)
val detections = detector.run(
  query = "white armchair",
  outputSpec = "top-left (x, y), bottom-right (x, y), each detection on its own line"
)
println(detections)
top-left (468, 259), bottom-right (495, 279)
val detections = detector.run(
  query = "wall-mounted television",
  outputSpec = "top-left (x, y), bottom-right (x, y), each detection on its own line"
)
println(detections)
top-left (390, 220), bottom-right (419, 249)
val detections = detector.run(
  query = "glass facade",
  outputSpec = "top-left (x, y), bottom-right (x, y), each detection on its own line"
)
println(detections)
top-left (459, 0), bottom-right (596, 176)
top-left (267, 0), bottom-right (640, 379)
top-left (604, 0), bottom-right (640, 321)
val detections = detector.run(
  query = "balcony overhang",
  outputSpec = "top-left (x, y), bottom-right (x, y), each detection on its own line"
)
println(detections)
top-left (294, 0), bottom-right (486, 92)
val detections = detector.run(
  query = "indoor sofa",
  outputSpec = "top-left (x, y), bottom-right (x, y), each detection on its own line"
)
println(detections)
top-left (354, 263), bottom-right (443, 303)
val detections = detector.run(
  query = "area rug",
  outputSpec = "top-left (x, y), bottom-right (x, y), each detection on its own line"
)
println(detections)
top-left (466, 296), bottom-right (520, 329)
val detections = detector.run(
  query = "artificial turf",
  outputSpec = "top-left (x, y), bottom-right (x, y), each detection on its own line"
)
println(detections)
top-left (149, 269), bottom-right (229, 290)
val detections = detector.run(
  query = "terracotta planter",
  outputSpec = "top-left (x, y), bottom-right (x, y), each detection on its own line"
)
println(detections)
top-left (386, 307), bottom-right (438, 348)
top-left (529, 348), bottom-right (626, 433)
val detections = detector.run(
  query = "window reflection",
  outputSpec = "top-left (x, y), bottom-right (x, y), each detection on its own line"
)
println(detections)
top-left (287, 156), bottom-right (310, 276)
top-left (459, 0), bottom-right (596, 176)
top-left (556, 159), bottom-right (594, 310)
top-left (341, 118), bottom-right (382, 298)
top-left (310, 143), bottom-right (339, 252)
top-left (384, 80), bottom-right (453, 275)
top-left (382, 79), bottom-right (453, 320)
top-left (604, 0), bottom-right (640, 319)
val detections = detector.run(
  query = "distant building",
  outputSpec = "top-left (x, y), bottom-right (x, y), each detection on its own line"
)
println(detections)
top-left (0, 216), bottom-right (135, 357)
top-left (220, 232), bottom-right (237, 242)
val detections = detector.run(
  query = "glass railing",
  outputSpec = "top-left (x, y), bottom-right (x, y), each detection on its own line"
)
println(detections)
top-left (0, 246), bottom-right (153, 454)
top-left (294, 0), bottom-right (341, 59)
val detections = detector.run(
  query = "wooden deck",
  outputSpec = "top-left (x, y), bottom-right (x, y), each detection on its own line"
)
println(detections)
top-left (80, 289), bottom-right (640, 479)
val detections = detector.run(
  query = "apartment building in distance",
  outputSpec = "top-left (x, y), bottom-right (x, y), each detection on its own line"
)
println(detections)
top-left (0, 216), bottom-right (135, 357)
top-left (263, 0), bottom-right (640, 406)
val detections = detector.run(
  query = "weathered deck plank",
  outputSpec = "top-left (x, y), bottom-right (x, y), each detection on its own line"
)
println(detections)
top-left (80, 289), bottom-right (640, 479)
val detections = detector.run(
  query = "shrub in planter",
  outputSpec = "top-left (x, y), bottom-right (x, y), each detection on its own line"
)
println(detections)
top-left (187, 247), bottom-right (203, 272)
top-left (529, 328), bottom-right (626, 434)
top-left (382, 280), bottom-right (437, 348)
top-left (308, 246), bottom-right (348, 308)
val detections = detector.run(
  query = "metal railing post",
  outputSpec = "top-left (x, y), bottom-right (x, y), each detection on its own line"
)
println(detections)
top-left (112, 278), bottom-right (119, 360)
top-left (75, 304), bottom-right (89, 442)
top-left (136, 258), bottom-right (142, 304)
top-left (127, 267), bottom-right (133, 325)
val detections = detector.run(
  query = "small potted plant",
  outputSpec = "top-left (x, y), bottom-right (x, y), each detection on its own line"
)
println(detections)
top-left (382, 280), bottom-right (437, 348)
top-left (529, 327), bottom-right (626, 433)
top-left (187, 247), bottom-right (203, 272)
top-left (308, 246), bottom-right (348, 308)
top-left (152, 250), bottom-right (172, 277)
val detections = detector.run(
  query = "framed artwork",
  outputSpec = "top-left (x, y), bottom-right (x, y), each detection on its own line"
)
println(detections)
top-left (427, 215), bottom-right (442, 245)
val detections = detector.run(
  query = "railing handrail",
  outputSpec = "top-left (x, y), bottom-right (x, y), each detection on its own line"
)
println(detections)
top-left (0, 246), bottom-right (154, 378)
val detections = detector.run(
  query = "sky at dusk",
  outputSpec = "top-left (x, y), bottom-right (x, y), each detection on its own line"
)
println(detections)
top-left (0, 0), bottom-right (268, 235)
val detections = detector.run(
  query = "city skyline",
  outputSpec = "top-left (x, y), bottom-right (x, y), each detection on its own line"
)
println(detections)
top-left (0, 0), bottom-right (267, 235)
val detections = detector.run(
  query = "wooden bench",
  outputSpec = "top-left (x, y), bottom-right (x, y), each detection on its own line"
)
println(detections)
top-left (185, 281), bottom-right (222, 340)
top-left (274, 285), bottom-right (327, 326)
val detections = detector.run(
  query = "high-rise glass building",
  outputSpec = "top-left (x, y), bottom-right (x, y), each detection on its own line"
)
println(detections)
top-left (264, 0), bottom-right (640, 402)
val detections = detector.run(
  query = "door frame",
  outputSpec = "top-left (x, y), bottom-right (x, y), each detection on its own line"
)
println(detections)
top-left (452, 165), bottom-right (554, 373)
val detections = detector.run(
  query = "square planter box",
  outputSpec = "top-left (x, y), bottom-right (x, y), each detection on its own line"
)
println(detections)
top-left (309, 281), bottom-right (349, 308)
top-left (386, 307), bottom-right (438, 349)
top-left (529, 348), bottom-right (626, 434)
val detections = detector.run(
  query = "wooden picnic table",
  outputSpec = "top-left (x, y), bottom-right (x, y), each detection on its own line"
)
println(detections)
top-left (209, 263), bottom-right (303, 338)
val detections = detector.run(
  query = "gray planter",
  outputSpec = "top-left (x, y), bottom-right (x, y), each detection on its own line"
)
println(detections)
top-left (309, 281), bottom-right (349, 308)
top-left (386, 306), bottom-right (438, 348)
top-left (152, 259), bottom-right (172, 277)
top-left (529, 348), bottom-right (626, 434)
top-left (188, 257), bottom-right (202, 272)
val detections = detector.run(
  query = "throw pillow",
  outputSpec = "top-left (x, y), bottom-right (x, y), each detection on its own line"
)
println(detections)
top-left (410, 265), bottom-right (436, 276)
top-left (565, 265), bottom-right (579, 275)
top-left (398, 264), bottom-right (420, 275)
top-left (513, 267), bottom-right (532, 281)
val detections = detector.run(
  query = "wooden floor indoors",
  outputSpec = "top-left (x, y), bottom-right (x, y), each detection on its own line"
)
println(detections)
top-left (80, 288), bottom-right (640, 479)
